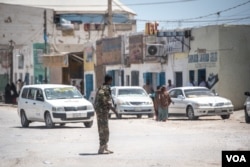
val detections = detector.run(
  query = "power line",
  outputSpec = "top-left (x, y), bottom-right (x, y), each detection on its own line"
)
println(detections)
top-left (135, 16), bottom-right (250, 23)
top-left (118, 0), bottom-right (198, 6)
top-left (180, 16), bottom-right (250, 23)
top-left (30, 0), bottom-right (198, 7)
top-left (134, 0), bottom-right (250, 23)
top-left (182, 0), bottom-right (250, 21)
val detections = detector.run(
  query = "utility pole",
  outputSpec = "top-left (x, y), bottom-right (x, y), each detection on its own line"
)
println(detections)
top-left (107, 0), bottom-right (113, 37)
top-left (9, 40), bottom-right (15, 84)
top-left (43, 10), bottom-right (48, 83)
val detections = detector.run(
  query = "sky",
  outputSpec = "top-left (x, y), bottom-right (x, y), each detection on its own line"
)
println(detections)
top-left (120, 0), bottom-right (250, 31)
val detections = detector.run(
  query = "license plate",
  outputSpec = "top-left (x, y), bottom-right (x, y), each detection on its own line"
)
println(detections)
top-left (215, 109), bottom-right (222, 113)
top-left (135, 108), bottom-right (141, 111)
top-left (72, 113), bottom-right (86, 118)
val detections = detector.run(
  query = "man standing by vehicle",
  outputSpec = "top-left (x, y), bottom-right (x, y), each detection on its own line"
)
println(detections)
top-left (166, 79), bottom-right (175, 90)
top-left (153, 85), bottom-right (161, 121)
top-left (94, 74), bottom-right (114, 154)
top-left (158, 86), bottom-right (173, 121)
top-left (143, 79), bottom-right (154, 94)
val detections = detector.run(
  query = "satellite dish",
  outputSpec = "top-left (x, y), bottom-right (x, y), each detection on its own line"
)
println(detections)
top-left (148, 45), bottom-right (158, 56)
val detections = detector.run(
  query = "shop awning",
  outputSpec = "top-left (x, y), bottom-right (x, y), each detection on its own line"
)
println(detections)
top-left (42, 52), bottom-right (83, 67)
top-left (43, 52), bottom-right (69, 67)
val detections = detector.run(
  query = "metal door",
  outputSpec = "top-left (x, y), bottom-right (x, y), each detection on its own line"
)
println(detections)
top-left (85, 74), bottom-right (93, 99)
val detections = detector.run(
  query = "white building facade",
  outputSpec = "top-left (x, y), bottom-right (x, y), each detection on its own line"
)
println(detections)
top-left (102, 25), bottom-right (250, 109)
top-left (0, 0), bottom-right (137, 99)
top-left (0, 3), bottom-right (54, 94)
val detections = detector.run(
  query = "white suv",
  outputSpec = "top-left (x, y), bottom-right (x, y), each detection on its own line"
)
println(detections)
top-left (17, 84), bottom-right (95, 128)
top-left (244, 91), bottom-right (250, 123)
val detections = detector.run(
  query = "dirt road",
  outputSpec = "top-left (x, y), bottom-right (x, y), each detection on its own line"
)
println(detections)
top-left (0, 105), bottom-right (249, 167)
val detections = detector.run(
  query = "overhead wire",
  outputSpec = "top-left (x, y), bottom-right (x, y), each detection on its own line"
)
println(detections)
top-left (128, 0), bottom-right (250, 29)
top-left (118, 0), bottom-right (198, 6)
top-left (5, 0), bottom-right (248, 32)
top-left (179, 0), bottom-right (250, 21)
top-left (32, 0), bottom-right (198, 7)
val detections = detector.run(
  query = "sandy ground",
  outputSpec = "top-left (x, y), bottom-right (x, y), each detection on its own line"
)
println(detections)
top-left (0, 105), bottom-right (249, 167)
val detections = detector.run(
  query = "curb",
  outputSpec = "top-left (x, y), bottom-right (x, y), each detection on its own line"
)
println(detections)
top-left (0, 103), bottom-right (17, 108)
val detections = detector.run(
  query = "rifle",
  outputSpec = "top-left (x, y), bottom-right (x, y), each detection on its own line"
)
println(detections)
top-left (107, 86), bottom-right (119, 118)
top-left (110, 96), bottom-right (119, 118)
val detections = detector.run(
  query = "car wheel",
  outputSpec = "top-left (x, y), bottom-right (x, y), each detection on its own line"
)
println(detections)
top-left (148, 113), bottom-right (154, 118)
top-left (187, 106), bottom-right (198, 120)
top-left (245, 108), bottom-right (250, 123)
top-left (221, 114), bottom-right (230, 120)
top-left (84, 121), bottom-right (93, 128)
top-left (45, 112), bottom-right (55, 128)
top-left (20, 110), bottom-right (29, 128)
top-left (137, 114), bottom-right (142, 119)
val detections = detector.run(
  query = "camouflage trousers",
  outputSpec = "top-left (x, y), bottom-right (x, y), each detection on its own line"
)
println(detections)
top-left (96, 109), bottom-right (109, 146)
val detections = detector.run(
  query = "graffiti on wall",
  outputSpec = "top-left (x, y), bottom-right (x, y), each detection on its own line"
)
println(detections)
top-left (129, 35), bottom-right (143, 64)
top-left (189, 52), bottom-right (219, 89)
top-left (207, 73), bottom-right (219, 89)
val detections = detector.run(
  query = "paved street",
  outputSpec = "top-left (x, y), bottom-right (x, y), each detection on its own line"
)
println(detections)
top-left (0, 104), bottom-right (249, 167)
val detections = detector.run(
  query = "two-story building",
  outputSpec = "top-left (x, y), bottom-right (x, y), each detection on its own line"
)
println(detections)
top-left (96, 25), bottom-right (250, 109)
top-left (0, 0), bottom-right (136, 99)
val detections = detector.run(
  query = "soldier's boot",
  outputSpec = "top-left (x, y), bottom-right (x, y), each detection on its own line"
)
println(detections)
top-left (98, 145), bottom-right (106, 154)
top-left (104, 145), bottom-right (114, 154)
top-left (98, 145), bottom-right (112, 154)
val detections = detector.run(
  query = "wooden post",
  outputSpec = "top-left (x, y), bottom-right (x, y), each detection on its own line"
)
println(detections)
top-left (108, 0), bottom-right (113, 37)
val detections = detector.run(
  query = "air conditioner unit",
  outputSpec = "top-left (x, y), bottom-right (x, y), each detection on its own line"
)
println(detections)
top-left (60, 18), bottom-right (74, 30)
top-left (146, 44), bottom-right (164, 57)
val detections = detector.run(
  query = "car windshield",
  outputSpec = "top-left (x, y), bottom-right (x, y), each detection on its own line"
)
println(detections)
top-left (118, 88), bottom-right (147, 96)
top-left (184, 89), bottom-right (215, 98)
top-left (45, 87), bottom-right (83, 100)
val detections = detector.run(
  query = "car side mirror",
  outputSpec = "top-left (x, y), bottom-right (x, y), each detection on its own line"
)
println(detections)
top-left (177, 95), bottom-right (185, 99)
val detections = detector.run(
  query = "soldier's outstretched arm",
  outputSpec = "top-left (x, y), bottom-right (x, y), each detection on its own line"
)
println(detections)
top-left (110, 105), bottom-right (119, 117)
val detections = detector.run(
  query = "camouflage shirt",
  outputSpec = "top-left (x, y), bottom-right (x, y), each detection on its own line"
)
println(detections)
top-left (94, 85), bottom-right (112, 112)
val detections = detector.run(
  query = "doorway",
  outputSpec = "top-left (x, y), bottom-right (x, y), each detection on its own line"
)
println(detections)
top-left (175, 72), bottom-right (183, 87)
top-left (198, 69), bottom-right (206, 85)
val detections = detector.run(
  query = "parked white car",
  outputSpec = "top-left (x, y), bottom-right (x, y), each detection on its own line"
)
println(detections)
top-left (244, 91), bottom-right (250, 123)
top-left (111, 86), bottom-right (154, 119)
top-left (168, 87), bottom-right (234, 120)
top-left (17, 84), bottom-right (95, 128)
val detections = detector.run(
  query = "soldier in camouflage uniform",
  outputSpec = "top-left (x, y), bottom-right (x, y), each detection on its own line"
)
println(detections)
top-left (94, 74), bottom-right (114, 154)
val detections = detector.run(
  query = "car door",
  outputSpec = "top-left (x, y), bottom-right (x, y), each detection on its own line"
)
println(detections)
top-left (25, 88), bottom-right (37, 120)
top-left (34, 88), bottom-right (45, 121)
top-left (168, 89), bottom-right (186, 115)
top-left (19, 87), bottom-right (31, 118)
